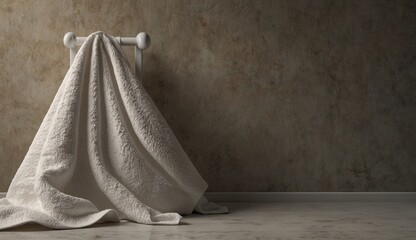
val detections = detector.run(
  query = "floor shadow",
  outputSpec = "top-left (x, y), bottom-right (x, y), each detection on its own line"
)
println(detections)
top-left (2, 221), bottom-right (124, 232)
top-left (2, 223), bottom-right (53, 232)
top-left (183, 202), bottom-right (261, 219)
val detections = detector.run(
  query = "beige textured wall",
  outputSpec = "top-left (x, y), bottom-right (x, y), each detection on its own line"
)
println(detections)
top-left (1, 0), bottom-right (415, 192)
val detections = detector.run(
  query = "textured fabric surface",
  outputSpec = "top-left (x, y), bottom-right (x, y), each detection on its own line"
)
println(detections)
top-left (0, 32), bottom-right (226, 230)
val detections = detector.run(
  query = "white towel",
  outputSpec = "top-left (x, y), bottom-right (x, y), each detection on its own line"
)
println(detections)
top-left (0, 32), bottom-right (227, 230)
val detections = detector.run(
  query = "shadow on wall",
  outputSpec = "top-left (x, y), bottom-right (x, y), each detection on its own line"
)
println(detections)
top-left (143, 53), bottom-right (241, 191)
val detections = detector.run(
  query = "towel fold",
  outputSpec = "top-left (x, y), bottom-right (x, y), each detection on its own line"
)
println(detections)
top-left (0, 32), bottom-right (227, 230)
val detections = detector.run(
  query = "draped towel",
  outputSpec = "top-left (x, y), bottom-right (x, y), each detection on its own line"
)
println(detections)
top-left (0, 32), bottom-right (227, 230)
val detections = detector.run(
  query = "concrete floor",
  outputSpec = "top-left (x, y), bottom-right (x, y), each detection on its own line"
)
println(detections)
top-left (0, 202), bottom-right (415, 239)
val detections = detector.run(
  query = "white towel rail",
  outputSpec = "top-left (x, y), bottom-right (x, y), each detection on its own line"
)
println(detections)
top-left (63, 32), bottom-right (151, 81)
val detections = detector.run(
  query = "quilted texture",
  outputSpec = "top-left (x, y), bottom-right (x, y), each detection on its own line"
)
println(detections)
top-left (0, 32), bottom-right (226, 230)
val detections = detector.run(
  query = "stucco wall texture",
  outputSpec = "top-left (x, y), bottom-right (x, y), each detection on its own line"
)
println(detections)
top-left (0, 0), bottom-right (415, 192)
